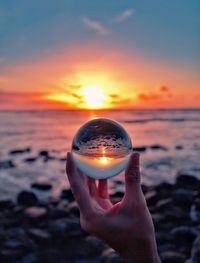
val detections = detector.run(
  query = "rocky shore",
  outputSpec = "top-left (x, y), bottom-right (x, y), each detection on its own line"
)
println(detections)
top-left (0, 174), bottom-right (199, 263)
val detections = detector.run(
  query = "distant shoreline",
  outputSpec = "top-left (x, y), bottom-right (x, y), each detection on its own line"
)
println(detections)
top-left (0, 108), bottom-right (200, 112)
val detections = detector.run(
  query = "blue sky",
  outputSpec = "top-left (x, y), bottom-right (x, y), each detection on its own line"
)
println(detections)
top-left (0, 0), bottom-right (199, 67)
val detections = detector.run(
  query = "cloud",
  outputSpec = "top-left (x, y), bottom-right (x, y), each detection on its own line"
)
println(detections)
top-left (160, 85), bottom-right (169, 92)
top-left (138, 92), bottom-right (161, 101)
top-left (0, 90), bottom-right (74, 109)
top-left (138, 85), bottom-right (172, 101)
top-left (82, 17), bottom-right (109, 35)
top-left (115, 9), bottom-right (134, 23)
top-left (109, 94), bottom-right (120, 99)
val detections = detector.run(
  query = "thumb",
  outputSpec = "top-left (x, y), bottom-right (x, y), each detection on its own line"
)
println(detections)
top-left (125, 152), bottom-right (141, 197)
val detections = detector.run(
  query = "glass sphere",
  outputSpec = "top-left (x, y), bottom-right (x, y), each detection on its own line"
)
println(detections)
top-left (71, 118), bottom-right (132, 179)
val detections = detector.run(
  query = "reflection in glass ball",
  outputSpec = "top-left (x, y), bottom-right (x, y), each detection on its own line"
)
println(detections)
top-left (71, 118), bottom-right (132, 179)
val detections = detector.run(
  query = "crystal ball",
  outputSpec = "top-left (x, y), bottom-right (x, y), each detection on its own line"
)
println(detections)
top-left (71, 118), bottom-right (132, 179)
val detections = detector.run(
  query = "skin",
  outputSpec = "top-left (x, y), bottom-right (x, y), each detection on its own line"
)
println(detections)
top-left (66, 152), bottom-right (161, 263)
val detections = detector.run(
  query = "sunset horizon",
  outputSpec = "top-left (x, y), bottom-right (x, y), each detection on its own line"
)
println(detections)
top-left (0, 1), bottom-right (199, 110)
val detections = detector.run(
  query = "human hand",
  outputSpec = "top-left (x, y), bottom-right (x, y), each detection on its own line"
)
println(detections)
top-left (66, 152), bottom-right (160, 263)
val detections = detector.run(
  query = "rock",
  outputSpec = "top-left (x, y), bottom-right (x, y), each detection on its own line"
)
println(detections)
top-left (84, 236), bottom-right (108, 256)
top-left (17, 191), bottom-right (38, 206)
top-left (0, 160), bottom-right (15, 169)
top-left (162, 206), bottom-right (189, 225)
top-left (36, 249), bottom-right (64, 263)
top-left (9, 147), bottom-right (31, 155)
top-left (145, 191), bottom-right (159, 206)
top-left (49, 206), bottom-right (69, 219)
top-left (59, 157), bottom-right (66, 162)
top-left (156, 198), bottom-right (173, 211)
top-left (67, 201), bottom-right (80, 217)
top-left (43, 156), bottom-right (56, 162)
top-left (62, 238), bottom-right (104, 259)
top-left (152, 213), bottom-right (165, 227)
top-left (141, 184), bottom-right (149, 194)
top-left (171, 226), bottom-right (198, 246)
top-left (49, 218), bottom-right (84, 239)
top-left (114, 180), bottom-right (124, 185)
top-left (110, 190), bottom-right (124, 204)
top-left (176, 174), bottom-right (200, 189)
top-left (190, 204), bottom-right (200, 222)
top-left (31, 182), bottom-right (52, 190)
top-left (160, 251), bottom-right (187, 263)
top-left (101, 248), bottom-right (124, 263)
top-left (133, 146), bottom-right (147, 152)
top-left (38, 150), bottom-right (56, 162)
top-left (175, 145), bottom-right (183, 150)
top-left (155, 182), bottom-right (174, 192)
top-left (60, 189), bottom-right (74, 202)
top-left (0, 200), bottom-right (14, 210)
top-left (150, 144), bottom-right (168, 151)
top-left (172, 189), bottom-right (196, 208)
top-left (24, 206), bottom-right (48, 220)
top-left (191, 236), bottom-right (200, 263)
top-left (27, 228), bottom-right (51, 244)
top-left (158, 244), bottom-right (176, 254)
top-left (24, 157), bottom-right (37, 163)
top-left (39, 150), bottom-right (49, 157)
top-left (155, 232), bottom-right (170, 245)
top-left (0, 238), bottom-right (31, 260)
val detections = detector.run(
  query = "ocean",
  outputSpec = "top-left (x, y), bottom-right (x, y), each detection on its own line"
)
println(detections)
top-left (0, 109), bottom-right (200, 200)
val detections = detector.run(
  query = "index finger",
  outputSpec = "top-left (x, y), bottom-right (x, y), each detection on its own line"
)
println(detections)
top-left (66, 152), bottom-right (94, 217)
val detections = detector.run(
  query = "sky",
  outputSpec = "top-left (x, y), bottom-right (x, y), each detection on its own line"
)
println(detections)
top-left (0, 0), bottom-right (199, 109)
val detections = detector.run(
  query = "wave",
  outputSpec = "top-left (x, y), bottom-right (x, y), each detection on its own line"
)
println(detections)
top-left (124, 118), bottom-right (200, 124)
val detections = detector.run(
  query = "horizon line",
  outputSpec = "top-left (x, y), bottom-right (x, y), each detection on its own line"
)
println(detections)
top-left (0, 107), bottom-right (200, 112)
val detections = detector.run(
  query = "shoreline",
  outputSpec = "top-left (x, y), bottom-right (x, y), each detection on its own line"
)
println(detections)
top-left (0, 174), bottom-right (199, 263)
top-left (1, 144), bottom-right (200, 202)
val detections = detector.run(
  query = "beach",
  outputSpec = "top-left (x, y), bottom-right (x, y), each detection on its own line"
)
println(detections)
top-left (0, 109), bottom-right (200, 262)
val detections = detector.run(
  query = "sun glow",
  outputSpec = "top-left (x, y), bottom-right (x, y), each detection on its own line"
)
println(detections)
top-left (99, 156), bottom-right (109, 164)
top-left (81, 85), bottom-right (106, 109)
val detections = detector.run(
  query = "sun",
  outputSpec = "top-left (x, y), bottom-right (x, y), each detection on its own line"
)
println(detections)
top-left (81, 85), bottom-right (106, 109)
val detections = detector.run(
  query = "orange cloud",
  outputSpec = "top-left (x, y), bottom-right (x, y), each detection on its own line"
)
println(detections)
top-left (0, 44), bottom-right (199, 109)
top-left (138, 93), bottom-right (161, 101)
top-left (160, 85), bottom-right (169, 92)
top-left (0, 91), bottom-right (73, 110)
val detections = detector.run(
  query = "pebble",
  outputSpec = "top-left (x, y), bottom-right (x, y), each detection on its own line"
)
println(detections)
top-left (150, 144), bottom-right (168, 151)
top-left (145, 191), bottom-right (159, 206)
top-left (27, 228), bottom-right (51, 244)
top-left (191, 236), bottom-right (200, 263)
top-left (0, 200), bottom-right (14, 210)
top-left (171, 226), bottom-right (198, 247)
top-left (0, 238), bottom-right (31, 260)
top-left (24, 206), bottom-right (48, 220)
top-left (67, 201), bottom-right (80, 217)
top-left (24, 157), bottom-right (37, 163)
top-left (0, 160), bottom-right (15, 169)
top-left (39, 150), bottom-right (49, 157)
top-left (31, 182), bottom-right (52, 190)
top-left (17, 191), bottom-right (38, 206)
top-left (9, 147), bottom-right (31, 155)
top-left (176, 174), bottom-right (200, 189)
top-left (0, 174), bottom-right (200, 262)
top-left (101, 248), bottom-right (124, 263)
top-left (49, 218), bottom-right (84, 239)
top-left (175, 145), bottom-right (183, 150)
top-left (160, 251), bottom-right (187, 263)
top-left (133, 146), bottom-right (147, 152)
top-left (60, 188), bottom-right (74, 202)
